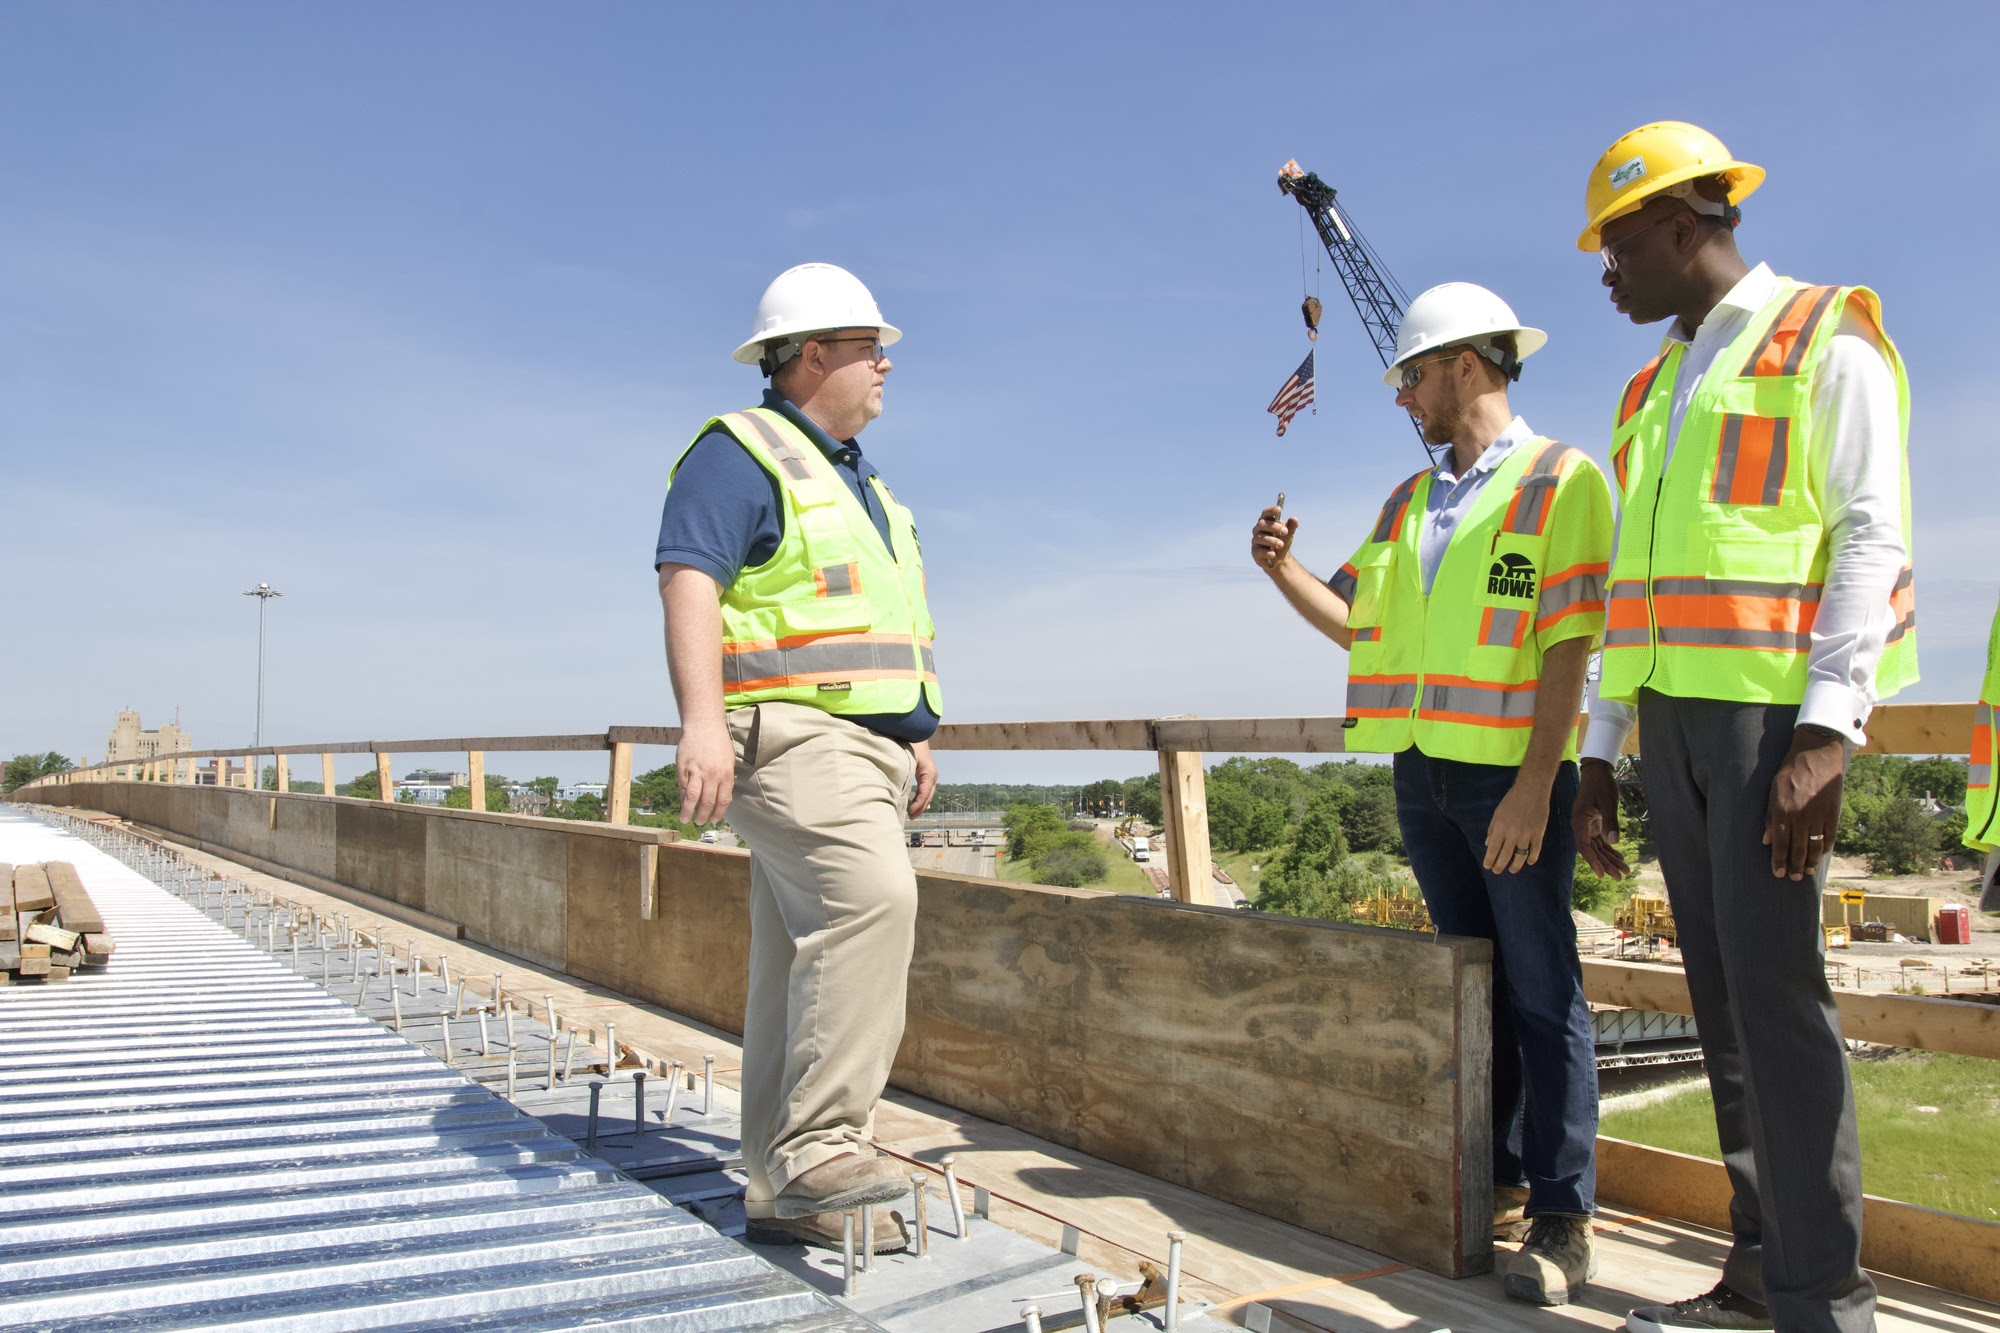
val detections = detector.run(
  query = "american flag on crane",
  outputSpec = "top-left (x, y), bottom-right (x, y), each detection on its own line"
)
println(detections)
top-left (1267, 349), bottom-right (1314, 436)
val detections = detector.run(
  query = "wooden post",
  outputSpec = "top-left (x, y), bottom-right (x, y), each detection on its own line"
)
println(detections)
top-left (608, 742), bottom-right (633, 825)
top-left (275, 755), bottom-right (289, 793)
top-left (1158, 749), bottom-right (1213, 906)
top-left (244, 755), bottom-right (256, 790)
top-left (376, 752), bottom-right (394, 803)
top-left (321, 753), bottom-right (336, 795)
top-left (468, 750), bottom-right (486, 811)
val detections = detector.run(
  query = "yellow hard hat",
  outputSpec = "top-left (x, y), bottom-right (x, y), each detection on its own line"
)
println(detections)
top-left (1577, 121), bottom-right (1764, 252)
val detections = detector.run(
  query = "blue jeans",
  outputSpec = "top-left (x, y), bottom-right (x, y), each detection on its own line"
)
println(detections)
top-left (1391, 747), bottom-right (1598, 1217)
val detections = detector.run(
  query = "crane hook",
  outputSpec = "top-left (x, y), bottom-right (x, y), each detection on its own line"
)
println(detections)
top-left (1301, 295), bottom-right (1322, 341)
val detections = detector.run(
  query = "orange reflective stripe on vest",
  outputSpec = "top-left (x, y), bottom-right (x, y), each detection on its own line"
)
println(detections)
top-left (1972, 703), bottom-right (1993, 792)
top-left (1645, 576), bottom-right (1820, 652)
top-left (722, 632), bottom-right (935, 693)
top-left (1711, 414), bottom-right (1791, 505)
top-left (1418, 676), bottom-right (1540, 728)
top-left (1886, 566), bottom-right (1916, 646)
top-left (1619, 353), bottom-right (1667, 426)
top-left (731, 409), bottom-right (816, 480)
top-left (813, 563), bottom-right (863, 597)
top-left (1740, 285), bottom-right (1840, 378)
top-left (1479, 607), bottom-right (1530, 649)
top-left (1537, 562), bottom-right (1609, 632)
top-left (1500, 445), bottom-right (1571, 536)
top-left (1371, 472), bottom-right (1427, 543)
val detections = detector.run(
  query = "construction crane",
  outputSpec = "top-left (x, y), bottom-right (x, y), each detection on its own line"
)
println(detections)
top-left (1277, 161), bottom-right (1427, 449)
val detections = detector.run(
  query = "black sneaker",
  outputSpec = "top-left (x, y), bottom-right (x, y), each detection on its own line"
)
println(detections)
top-left (1627, 1283), bottom-right (1774, 1331)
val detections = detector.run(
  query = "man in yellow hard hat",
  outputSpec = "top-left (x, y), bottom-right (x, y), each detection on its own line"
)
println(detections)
top-left (1571, 122), bottom-right (1918, 1333)
top-left (1252, 282), bottom-right (1612, 1307)
top-left (656, 262), bottom-right (940, 1252)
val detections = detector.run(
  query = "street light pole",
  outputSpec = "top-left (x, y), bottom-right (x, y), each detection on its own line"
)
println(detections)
top-left (243, 583), bottom-right (284, 749)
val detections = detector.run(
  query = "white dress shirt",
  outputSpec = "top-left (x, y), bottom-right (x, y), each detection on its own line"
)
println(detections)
top-left (1417, 416), bottom-right (1534, 594)
top-left (1583, 262), bottom-right (1909, 761)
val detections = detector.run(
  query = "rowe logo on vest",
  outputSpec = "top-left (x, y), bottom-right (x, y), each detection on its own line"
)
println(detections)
top-left (1487, 554), bottom-right (1538, 601)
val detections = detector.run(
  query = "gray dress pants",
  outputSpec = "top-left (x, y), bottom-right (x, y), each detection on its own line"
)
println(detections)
top-left (1637, 690), bottom-right (1874, 1333)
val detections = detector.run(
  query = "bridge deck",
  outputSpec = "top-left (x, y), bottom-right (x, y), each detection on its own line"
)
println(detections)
top-left (0, 808), bottom-right (875, 1332)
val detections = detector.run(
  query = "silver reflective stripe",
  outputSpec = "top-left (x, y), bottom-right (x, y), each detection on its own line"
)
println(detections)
top-left (1347, 680), bottom-right (1419, 713)
top-left (1648, 577), bottom-right (1822, 601)
top-left (1422, 681), bottom-right (1539, 721)
top-left (1656, 626), bottom-right (1811, 651)
top-left (1893, 566), bottom-right (1914, 594)
top-left (1610, 582), bottom-right (1647, 601)
top-left (919, 644), bottom-right (937, 676)
top-left (736, 411), bottom-right (815, 481)
top-left (818, 564), bottom-right (855, 596)
top-left (1538, 572), bottom-right (1606, 621)
top-left (1974, 762), bottom-right (1994, 788)
top-left (1481, 608), bottom-right (1527, 648)
top-left (1602, 628), bottom-right (1652, 647)
top-left (1885, 609), bottom-right (1917, 645)
top-left (1504, 445), bottom-right (1569, 535)
top-left (1327, 567), bottom-right (1358, 602)
top-left (724, 639), bottom-right (920, 686)
top-left (1372, 474), bottom-right (1424, 543)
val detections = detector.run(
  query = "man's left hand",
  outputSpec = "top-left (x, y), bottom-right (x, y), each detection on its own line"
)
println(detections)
top-left (1483, 775), bottom-right (1551, 875)
top-left (1765, 726), bottom-right (1845, 880)
top-left (909, 741), bottom-right (938, 817)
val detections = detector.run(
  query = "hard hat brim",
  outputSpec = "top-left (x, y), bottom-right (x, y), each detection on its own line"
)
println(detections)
top-left (731, 322), bottom-right (905, 366)
top-left (1382, 326), bottom-right (1548, 386)
top-left (1576, 160), bottom-right (1764, 251)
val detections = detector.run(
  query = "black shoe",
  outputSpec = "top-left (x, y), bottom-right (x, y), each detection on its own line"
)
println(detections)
top-left (1627, 1283), bottom-right (1774, 1331)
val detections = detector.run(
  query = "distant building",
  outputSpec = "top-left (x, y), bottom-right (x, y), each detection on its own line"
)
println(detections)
top-left (556, 782), bottom-right (608, 803)
top-left (194, 758), bottom-right (250, 787)
top-left (106, 709), bottom-right (193, 764)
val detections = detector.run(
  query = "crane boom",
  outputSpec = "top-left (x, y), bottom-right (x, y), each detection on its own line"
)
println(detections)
top-left (1277, 161), bottom-right (1409, 368)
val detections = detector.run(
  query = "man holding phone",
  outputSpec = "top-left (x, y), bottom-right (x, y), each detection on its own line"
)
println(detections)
top-left (1251, 282), bottom-right (1613, 1306)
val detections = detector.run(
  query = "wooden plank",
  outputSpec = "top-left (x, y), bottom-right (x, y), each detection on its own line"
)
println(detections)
top-left (321, 753), bottom-right (336, 794)
top-left (1860, 701), bottom-right (1976, 756)
top-left (607, 742), bottom-right (633, 826)
top-left (1157, 749), bottom-right (1213, 904)
top-left (375, 752), bottom-right (394, 804)
top-left (275, 754), bottom-right (289, 793)
top-left (607, 726), bottom-right (681, 746)
top-left (1153, 717), bottom-right (1351, 754)
top-left (83, 933), bottom-right (116, 958)
top-left (11, 866), bottom-right (53, 913)
top-left (1581, 959), bottom-right (2000, 1060)
top-left (0, 865), bottom-right (14, 940)
top-left (24, 922), bottom-right (80, 952)
top-left (43, 862), bottom-right (105, 934)
top-left (467, 750), bottom-right (485, 812)
top-left (0, 943), bottom-right (17, 970)
top-left (929, 720), bottom-right (1157, 751)
top-left (1597, 1136), bottom-right (2000, 1304)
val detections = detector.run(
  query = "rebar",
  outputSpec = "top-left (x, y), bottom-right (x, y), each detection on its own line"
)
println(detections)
top-left (586, 1080), bottom-right (603, 1151)
top-left (663, 1061), bottom-right (682, 1121)
top-left (390, 983), bottom-right (402, 1034)
top-left (633, 1069), bottom-right (647, 1138)
top-left (910, 1174), bottom-right (931, 1259)
top-left (546, 1033), bottom-right (558, 1091)
top-left (440, 1014), bottom-right (455, 1066)
top-left (544, 994), bottom-right (557, 1032)
top-left (1022, 1307), bottom-right (1043, 1333)
top-left (562, 1029), bottom-right (577, 1082)
top-left (477, 1007), bottom-right (490, 1057)
top-left (506, 1045), bottom-right (517, 1100)
top-left (1165, 1229), bottom-right (1185, 1332)
top-left (605, 1022), bottom-right (618, 1073)
top-left (702, 1053), bottom-right (714, 1116)
top-left (453, 978), bottom-right (467, 1017)
top-left (941, 1154), bottom-right (968, 1240)
top-left (862, 1205), bottom-right (877, 1273)
top-left (841, 1211), bottom-right (857, 1298)
top-left (1076, 1274), bottom-right (1102, 1333)
top-left (503, 1002), bottom-right (516, 1051)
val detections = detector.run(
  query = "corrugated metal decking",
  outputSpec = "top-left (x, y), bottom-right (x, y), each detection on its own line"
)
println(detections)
top-left (0, 806), bottom-right (877, 1331)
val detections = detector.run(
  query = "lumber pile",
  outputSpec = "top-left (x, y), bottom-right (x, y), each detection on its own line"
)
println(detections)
top-left (3, 862), bottom-right (113, 983)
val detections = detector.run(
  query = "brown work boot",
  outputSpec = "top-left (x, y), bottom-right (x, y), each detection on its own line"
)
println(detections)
top-left (1493, 1184), bottom-right (1531, 1241)
top-left (1502, 1213), bottom-right (1596, 1306)
top-left (746, 1207), bottom-right (910, 1253)
top-left (773, 1153), bottom-right (910, 1219)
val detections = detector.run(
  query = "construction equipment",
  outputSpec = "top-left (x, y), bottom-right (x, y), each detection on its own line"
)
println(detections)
top-left (1616, 892), bottom-right (1677, 947)
top-left (1356, 887), bottom-right (1432, 932)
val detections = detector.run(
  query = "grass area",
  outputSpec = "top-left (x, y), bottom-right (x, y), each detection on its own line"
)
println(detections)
top-left (1600, 1052), bottom-right (2000, 1221)
top-left (996, 845), bottom-right (1157, 895)
top-left (1213, 848), bottom-right (1277, 903)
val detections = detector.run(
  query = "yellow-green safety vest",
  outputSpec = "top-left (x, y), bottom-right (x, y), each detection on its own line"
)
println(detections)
top-left (669, 407), bottom-right (942, 717)
top-left (1967, 596), bottom-right (1999, 852)
top-left (1601, 279), bottom-right (1918, 706)
top-left (1333, 438), bottom-right (1613, 766)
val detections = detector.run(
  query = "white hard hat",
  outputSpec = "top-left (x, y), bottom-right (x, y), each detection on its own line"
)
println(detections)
top-left (1384, 282), bottom-right (1547, 386)
top-left (731, 262), bottom-right (903, 367)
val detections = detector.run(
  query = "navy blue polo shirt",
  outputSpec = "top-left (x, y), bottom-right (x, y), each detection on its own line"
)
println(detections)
top-left (654, 389), bottom-right (940, 743)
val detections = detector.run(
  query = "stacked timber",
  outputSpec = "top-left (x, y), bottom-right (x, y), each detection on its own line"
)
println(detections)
top-left (2, 862), bottom-right (113, 983)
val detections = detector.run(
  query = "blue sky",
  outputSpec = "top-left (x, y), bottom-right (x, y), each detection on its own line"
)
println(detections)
top-left (4, 3), bottom-right (1995, 784)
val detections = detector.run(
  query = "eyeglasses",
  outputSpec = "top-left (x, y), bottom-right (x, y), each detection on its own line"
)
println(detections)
top-left (812, 335), bottom-right (889, 362)
top-left (1599, 211), bottom-right (1679, 273)
top-left (1397, 351), bottom-right (1462, 390)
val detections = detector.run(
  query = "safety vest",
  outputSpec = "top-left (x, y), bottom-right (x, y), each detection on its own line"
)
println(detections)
top-left (1601, 279), bottom-right (1918, 706)
top-left (669, 407), bottom-right (942, 717)
top-left (1333, 439), bottom-right (1612, 766)
top-left (1968, 597), bottom-right (2000, 852)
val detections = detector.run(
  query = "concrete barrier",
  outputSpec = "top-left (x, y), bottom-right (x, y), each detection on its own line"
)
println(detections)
top-left (18, 780), bottom-right (1494, 1277)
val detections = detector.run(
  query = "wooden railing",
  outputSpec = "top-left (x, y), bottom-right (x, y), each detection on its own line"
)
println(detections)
top-left (40, 702), bottom-right (1979, 909)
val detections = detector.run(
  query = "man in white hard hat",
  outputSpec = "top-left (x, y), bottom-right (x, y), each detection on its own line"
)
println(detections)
top-left (1251, 283), bottom-right (1612, 1307)
top-left (655, 262), bottom-right (941, 1251)
top-left (1574, 122), bottom-right (1917, 1333)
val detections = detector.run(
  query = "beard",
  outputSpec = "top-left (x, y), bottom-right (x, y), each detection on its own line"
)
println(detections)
top-left (1416, 389), bottom-right (1470, 447)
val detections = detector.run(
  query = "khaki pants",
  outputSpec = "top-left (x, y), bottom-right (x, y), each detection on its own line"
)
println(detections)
top-left (725, 702), bottom-right (917, 1216)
